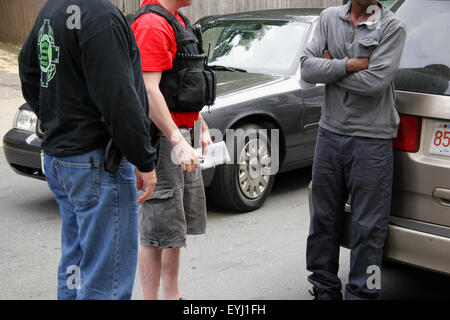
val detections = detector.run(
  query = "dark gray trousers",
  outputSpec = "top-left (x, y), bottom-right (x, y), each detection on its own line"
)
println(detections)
top-left (306, 128), bottom-right (393, 300)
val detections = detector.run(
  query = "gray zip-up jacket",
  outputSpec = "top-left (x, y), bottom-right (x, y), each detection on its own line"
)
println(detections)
top-left (300, 1), bottom-right (407, 139)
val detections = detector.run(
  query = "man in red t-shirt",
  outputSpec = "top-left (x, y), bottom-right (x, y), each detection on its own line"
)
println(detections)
top-left (132, 0), bottom-right (212, 300)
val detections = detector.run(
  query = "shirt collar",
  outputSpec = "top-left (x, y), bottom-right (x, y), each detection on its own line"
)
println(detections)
top-left (340, 1), bottom-right (385, 26)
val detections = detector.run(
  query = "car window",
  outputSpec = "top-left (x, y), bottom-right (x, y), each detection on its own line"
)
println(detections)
top-left (200, 20), bottom-right (310, 76)
top-left (380, 0), bottom-right (397, 8)
top-left (394, 0), bottom-right (450, 96)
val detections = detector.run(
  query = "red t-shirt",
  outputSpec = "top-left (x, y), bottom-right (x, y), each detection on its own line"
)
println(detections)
top-left (132, 0), bottom-right (199, 128)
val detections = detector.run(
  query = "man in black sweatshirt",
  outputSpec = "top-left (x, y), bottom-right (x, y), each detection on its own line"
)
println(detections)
top-left (19, 0), bottom-right (157, 300)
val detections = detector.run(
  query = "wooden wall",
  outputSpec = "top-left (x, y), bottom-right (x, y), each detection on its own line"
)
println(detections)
top-left (0, 0), bottom-right (341, 45)
top-left (0, 0), bottom-right (47, 45)
top-left (0, 0), bottom-right (141, 45)
top-left (110, 0), bottom-right (141, 15)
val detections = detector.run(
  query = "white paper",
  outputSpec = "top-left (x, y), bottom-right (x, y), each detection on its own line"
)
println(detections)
top-left (198, 141), bottom-right (230, 170)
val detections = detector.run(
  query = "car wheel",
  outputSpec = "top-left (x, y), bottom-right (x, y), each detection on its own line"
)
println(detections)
top-left (208, 123), bottom-right (276, 213)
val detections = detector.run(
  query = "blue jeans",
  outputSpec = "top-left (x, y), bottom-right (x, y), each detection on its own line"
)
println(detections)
top-left (306, 128), bottom-right (393, 300)
top-left (44, 149), bottom-right (138, 300)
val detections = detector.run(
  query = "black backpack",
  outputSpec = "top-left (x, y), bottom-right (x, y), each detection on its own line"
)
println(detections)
top-left (131, 4), bottom-right (217, 112)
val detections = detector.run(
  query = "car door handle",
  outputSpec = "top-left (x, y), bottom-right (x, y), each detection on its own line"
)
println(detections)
top-left (433, 188), bottom-right (450, 207)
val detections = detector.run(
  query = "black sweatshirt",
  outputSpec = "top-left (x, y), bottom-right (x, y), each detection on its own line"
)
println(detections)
top-left (19, 0), bottom-right (156, 172)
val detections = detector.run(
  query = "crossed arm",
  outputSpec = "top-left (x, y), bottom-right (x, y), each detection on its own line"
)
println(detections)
top-left (300, 11), bottom-right (407, 96)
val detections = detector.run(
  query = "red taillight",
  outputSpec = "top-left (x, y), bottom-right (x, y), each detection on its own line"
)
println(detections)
top-left (393, 114), bottom-right (422, 152)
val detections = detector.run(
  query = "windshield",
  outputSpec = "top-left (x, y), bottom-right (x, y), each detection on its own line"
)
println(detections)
top-left (200, 20), bottom-right (310, 76)
top-left (380, 0), bottom-right (397, 7)
top-left (393, 0), bottom-right (450, 96)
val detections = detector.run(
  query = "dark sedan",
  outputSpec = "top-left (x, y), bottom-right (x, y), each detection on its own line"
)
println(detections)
top-left (3, 8), bottom-right (325, 212)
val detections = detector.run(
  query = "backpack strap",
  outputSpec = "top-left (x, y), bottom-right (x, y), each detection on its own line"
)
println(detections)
top-left (130, 4), bottom-right (152, 25)
top-left (131, 4), bottom-right (195, 48)
top-left (177, 11), bottom-right (192, 30)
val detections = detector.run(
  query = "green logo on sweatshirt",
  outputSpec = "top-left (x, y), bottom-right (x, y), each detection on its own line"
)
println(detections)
top-left (38, 19), bottom-right (60, 88)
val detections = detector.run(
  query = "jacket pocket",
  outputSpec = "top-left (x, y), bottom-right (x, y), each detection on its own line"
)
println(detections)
top-left (357, 37), bottom-right (379, 58)
top-left (203, 68), bottom-right (217, 106)
top-left (55, 157), bottom-right (100, 209)
top-left (176, 67), bottom-right (217, 111)
top-left (177, 68), bottom-right (207, 111)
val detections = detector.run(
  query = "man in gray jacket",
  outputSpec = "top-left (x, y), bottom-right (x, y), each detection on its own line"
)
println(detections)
top-left (301, 0), bottom-right (406, 300)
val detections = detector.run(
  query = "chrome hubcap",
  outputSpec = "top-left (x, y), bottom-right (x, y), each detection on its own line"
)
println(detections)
top-left (238, 138), bottom-right (271, 199)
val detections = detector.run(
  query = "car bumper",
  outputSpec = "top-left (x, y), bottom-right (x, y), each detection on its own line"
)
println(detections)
top-left (341, 207), bottom-right (450, 275)
top-left (3, 129), bottom-right (45, 181)
top-left (308, 183), bottom-right (450, 275)
top-left (2, 128), bottom-right (216, 186)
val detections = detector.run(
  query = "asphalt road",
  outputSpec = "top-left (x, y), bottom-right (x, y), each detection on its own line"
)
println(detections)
top-left (0, 150), bottom-right (449, 300)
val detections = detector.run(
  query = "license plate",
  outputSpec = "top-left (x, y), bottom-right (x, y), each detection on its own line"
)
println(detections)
top-left (40, 150), bottom-right (45, 175)
top-left (429, 121), bottom-right (450, 157)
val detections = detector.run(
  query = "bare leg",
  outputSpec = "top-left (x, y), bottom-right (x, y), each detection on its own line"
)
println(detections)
top-left (138, 245), bottom-right (162, 300)
top-left (161, 248), bottom-right (181, 300)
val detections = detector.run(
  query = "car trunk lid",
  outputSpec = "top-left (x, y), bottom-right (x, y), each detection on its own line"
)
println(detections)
top-left (392, 91), bottom-right (450, 227)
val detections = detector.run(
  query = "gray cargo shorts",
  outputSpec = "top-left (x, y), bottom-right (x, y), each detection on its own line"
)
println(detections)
top-left (139, 130), bottom-right (207, 248)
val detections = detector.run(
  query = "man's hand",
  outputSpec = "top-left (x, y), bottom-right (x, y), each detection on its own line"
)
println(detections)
top-left (323, 50), bottom-right (369, 74)
top-left (136, 169), bottom-right (157, 205)
top-left (173, 139), bottom-right (204, 172)
top-left (346, 58), bottom-right (370, 74)
top-left (323, 49), bottom-right (332, 60)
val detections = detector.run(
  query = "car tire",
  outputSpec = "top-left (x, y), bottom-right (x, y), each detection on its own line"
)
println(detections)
top-left (208, 123), bottom-right (276, 213)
